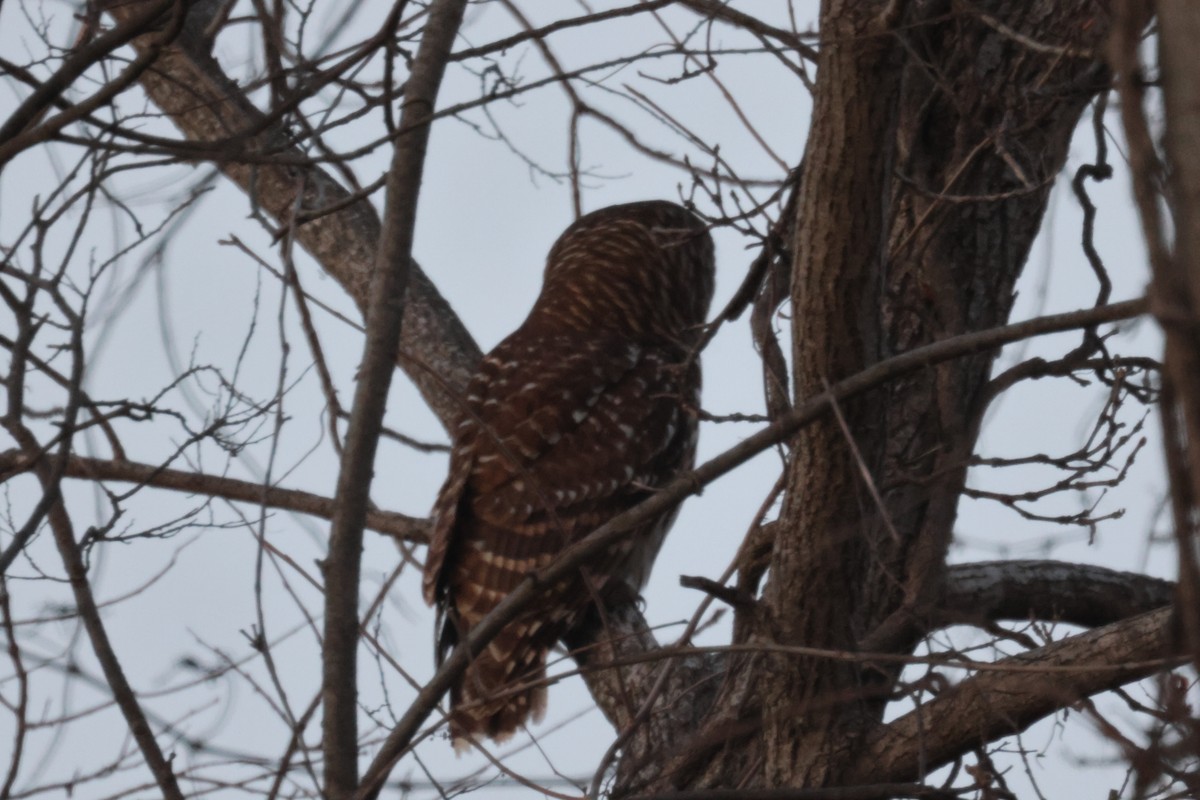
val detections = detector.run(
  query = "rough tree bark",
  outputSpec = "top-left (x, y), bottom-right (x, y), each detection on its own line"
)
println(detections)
top-left (664, 0), bottom-right (1127, 792)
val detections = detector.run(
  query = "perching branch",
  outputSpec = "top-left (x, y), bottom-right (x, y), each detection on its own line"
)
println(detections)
top-left (863, 559), bottom-right (1175, 653)
top-left (938, 560), bottom-right (1174, 630)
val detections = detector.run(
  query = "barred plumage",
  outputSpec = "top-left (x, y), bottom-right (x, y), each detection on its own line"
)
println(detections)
top-left (423, 200), bottom-right (715, 747)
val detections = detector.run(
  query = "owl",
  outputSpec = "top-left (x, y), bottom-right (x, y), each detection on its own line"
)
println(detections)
top-left (422, 200), bottom-right (715, 747)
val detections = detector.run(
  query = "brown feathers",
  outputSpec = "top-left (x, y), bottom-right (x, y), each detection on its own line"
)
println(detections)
top-left (423, 201), bottom-right (715, 747)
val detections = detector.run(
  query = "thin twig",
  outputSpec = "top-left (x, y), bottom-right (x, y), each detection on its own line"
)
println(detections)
top-left (0, 449), bottom-right (430, 543)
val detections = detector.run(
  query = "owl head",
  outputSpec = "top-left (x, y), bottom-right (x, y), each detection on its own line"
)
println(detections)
top-left (533, 200), bottom-right (715, 346)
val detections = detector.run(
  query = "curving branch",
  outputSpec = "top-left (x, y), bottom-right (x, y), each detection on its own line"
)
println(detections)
top-left (940, 560), bottom-right (1174, 629)
top-left (853, 606), bottom-right (1178, 783)
top-left (863, 560), bottom-right (1176, 652)
top-left (104, 1), bottom-right (479, 426)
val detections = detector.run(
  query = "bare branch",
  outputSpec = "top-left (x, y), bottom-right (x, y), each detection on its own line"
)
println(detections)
top-left (679, 0), bottom-right (817, 62)
top-left (0, 0), bottom-right (175, 158)
top-left (0, 449), bottom-right (430, 544)
top-left (321, 1), bottom-right (469, 796)
top-left (104, 1), bottom-right (480, 425)
top-left (863, 559), bottom-right (1174, 653)
top-left (1148, 0), bottom-right (1200, 670)
top-left (940, 560), bottom-right (1174, 630)
top-left (854, 607), bottom-right (1177, 783)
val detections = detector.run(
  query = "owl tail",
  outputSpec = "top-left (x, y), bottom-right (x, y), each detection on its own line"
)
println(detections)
top-left (449, 636), bottom-right (549, 752)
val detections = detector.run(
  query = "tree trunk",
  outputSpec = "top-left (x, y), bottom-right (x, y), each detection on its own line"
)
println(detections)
top-left (656, 1), bottom-right (1119, 790)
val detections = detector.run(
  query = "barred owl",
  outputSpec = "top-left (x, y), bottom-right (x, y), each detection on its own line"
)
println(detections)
top-left (422, 200), bottom-right (715, 747)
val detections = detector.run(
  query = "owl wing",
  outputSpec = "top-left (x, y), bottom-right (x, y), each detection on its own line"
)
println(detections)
top-left (423, 332), bottom-right (698, 638)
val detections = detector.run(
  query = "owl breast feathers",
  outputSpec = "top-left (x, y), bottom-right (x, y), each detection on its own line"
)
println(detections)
top-left (422, 200), bottom-right (715, 747)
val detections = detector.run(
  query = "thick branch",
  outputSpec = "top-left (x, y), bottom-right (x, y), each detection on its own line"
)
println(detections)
top-left (1153, 0), bottom-right (1200, 667)
top-left (940, 560), bottom-right (1174, 629)
top-left (106, 2), bottom-right (479, 425)
top-left (853, 607), bottom-right (1177, 783)
top-left (763, 1), bottom-right (906, 783)
top-left (597, 558), bottom-right (1173, 783)
top-left (863, 560), bottom-right (1175, 652)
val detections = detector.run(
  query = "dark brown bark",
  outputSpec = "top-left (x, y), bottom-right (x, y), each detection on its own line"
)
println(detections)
top-left (690, 0), bottom-right (1120, 790)
top-left (918, 560), bottom-right (1174, 633)
top-left (757, 0), bottom-right (904, 785)
top-left (872, 0), bottom-right (1112, 638)
top-left (1151, 0), bottom-right (1200, 671)
top-left (851, 607), bottom-right (1178, 783)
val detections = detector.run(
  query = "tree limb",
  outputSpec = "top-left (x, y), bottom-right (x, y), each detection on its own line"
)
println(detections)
top-left (853, 606), bottom-right (1178, 783)
top-left (321, 0), bottom-right (468, 795)
top-left (863, 560), bottom-right (1176, 652)
top-left (0, 449), bottom-right (430, 544)
top-left (940, 560), bottom-right (1174, 629)
top-left (1148, 0), bottom-right (1200, 669)
top-left (104, 1), bottom-right (480, 426)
